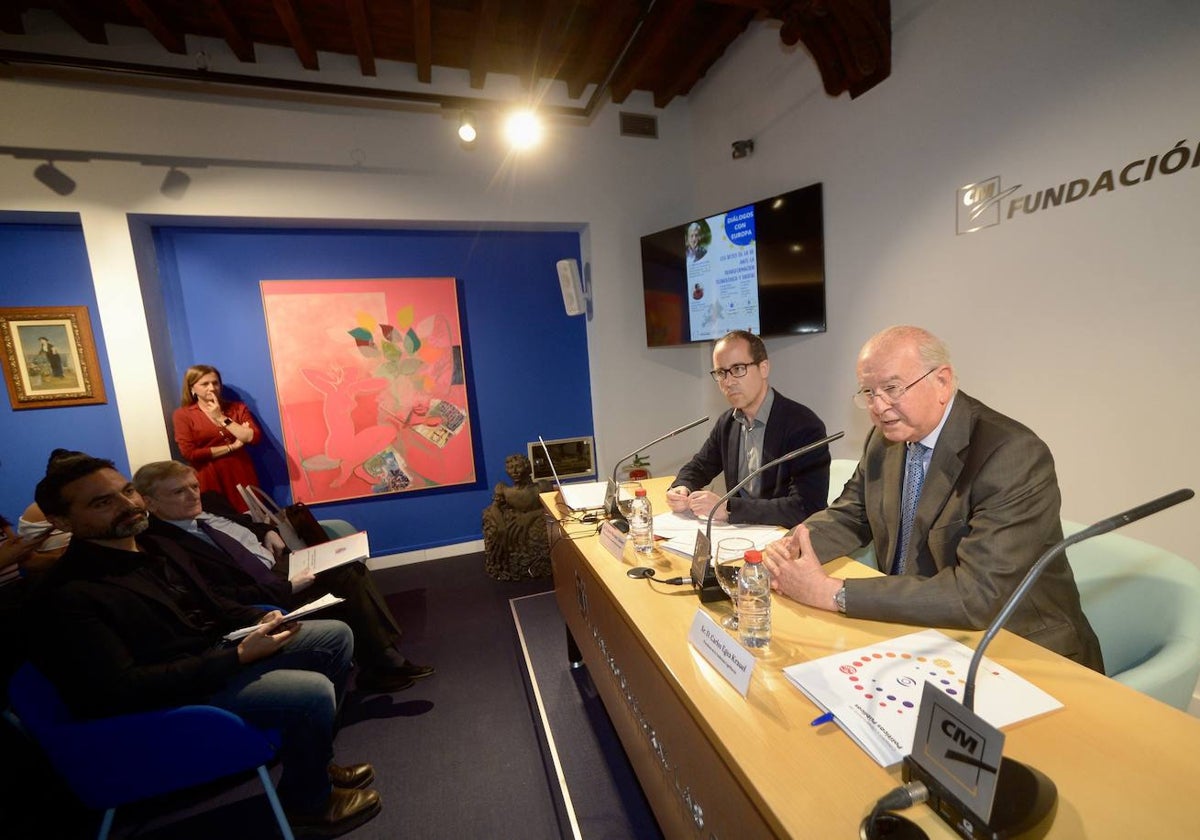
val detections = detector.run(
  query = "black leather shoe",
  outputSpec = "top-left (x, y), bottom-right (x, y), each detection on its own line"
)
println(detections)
top-left (328, 762), bottom-right (374, 790)
top-left (355, 668), bottom-right (415, 694)
top-left (286, 787), bottom-right (381, 838)
top-left (396, 660), bottom-right (435, 680)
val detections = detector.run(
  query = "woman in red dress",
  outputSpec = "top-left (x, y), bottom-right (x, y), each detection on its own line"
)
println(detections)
top-left (173, 364), bottom-right (263, 512)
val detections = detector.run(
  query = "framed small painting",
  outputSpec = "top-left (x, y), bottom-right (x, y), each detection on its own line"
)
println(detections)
top-left (0, 306), bottom-right (107, 409)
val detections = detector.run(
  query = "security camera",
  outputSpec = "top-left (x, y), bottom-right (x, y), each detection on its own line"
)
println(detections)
top-left (731, 139), bottom-right (754, 160)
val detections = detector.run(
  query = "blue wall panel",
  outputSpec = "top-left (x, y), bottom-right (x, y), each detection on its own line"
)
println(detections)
top-left (150, 225), bottom-right (591, 556)
top-left (0, 220), bottom-right (127, 521)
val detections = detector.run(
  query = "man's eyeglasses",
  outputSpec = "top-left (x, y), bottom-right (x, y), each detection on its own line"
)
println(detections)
top-left (709, 362), bottom-right (758, 382)
top-left (853, 367), bottom-right (937, 409)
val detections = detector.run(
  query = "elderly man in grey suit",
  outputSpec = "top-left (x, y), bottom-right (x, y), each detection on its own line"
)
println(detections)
top-left (763, 325), bottom-right (1104, 671)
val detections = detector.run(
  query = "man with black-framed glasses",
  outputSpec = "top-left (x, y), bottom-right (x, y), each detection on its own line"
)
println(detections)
top-left (762, 325), bottom-right (1103, 671)
top-left (666, 330), bottom-right (830, 527)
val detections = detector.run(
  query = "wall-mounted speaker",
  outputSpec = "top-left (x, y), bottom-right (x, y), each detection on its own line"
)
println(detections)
top-left (556, 258), bottom-right (587, 317)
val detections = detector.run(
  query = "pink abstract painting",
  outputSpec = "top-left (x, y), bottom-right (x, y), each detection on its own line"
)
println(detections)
top-left (261, 278), bottom-right (475, 504)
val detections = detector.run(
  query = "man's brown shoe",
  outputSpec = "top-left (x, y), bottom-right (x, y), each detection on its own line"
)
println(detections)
top-left (286, 787), bottom-right (382, 838)
top-left (328, 762), bottom-right (375, 790)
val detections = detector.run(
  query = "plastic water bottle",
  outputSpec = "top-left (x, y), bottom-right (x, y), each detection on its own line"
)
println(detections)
top-left (628, 489), bottom-right (654, 555)
top-left (738, 549), bottom-right (771, 648)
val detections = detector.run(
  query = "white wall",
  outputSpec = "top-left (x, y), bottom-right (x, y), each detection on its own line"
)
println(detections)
top-left (683, 0), bottom-right (1200, 562)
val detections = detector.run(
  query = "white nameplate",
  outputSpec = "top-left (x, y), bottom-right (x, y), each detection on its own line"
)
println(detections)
top-left (688, 609), bottom-right (756, 697)
top-left (598, 521), bottom-right (628, 560)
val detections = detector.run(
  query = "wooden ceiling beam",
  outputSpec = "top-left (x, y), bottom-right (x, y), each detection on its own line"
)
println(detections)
top-left (122, 0), bottom-right (186, 54)
top-left (655, 5), bottom-right (754, 107)
top-left (344, 0), bottom-right (376, 76)
top-left (566, 4), bottom-right (627, 100)
top-left (523, 0), bottom-right (568, 91)
top-left (272, 0), bottom-right (319, 70)
top-left (609, 0), bottom-right (697, 104)
top-left (47, 1), bottom-right (109, 45)
top-left (411, 0), bottom-right (431, 83)
top-left (468, 0), bottom-right (501, 90)
top-left (205, 0), bottom-right (255, 63)
top-left (776, 0), bottom-right (891, 98)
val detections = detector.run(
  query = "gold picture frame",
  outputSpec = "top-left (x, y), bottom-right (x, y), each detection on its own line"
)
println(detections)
top-left (0, 306), bottom-right (107, 409)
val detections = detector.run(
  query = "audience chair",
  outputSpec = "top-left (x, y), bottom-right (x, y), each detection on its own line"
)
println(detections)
top-left (1062, 521), bottom-right (1200, 711)
top-left (6, 662), bottom-right (296, 840)
top-left (319, 518), bottom-right (358, 540)
top-left (827, 459), bottom-right (878, 570)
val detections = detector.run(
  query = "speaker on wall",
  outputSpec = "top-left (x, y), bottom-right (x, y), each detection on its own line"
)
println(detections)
top-left (556, 258), bottom-right (588, 317)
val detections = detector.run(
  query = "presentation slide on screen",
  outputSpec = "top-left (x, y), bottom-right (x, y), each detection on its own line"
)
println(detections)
top-left (686, 206), bottom-right (760, 342)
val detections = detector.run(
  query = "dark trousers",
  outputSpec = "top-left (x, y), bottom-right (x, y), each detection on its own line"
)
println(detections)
top-left (292, 563), bottom-right (402, 669)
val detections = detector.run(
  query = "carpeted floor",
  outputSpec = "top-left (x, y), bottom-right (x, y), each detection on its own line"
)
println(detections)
top-left (511, 591), bottom-right (661, 840)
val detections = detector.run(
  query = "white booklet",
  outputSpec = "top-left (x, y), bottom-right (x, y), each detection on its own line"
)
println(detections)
top-left (288, 531), bottom-right (369, 579)
top-left (783, 629), bottom-right (1062, 767)
top-left (223, 593), bottom-right (345, 641)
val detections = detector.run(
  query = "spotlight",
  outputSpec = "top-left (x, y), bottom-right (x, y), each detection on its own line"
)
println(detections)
top-left (731, 139), bottom-right (754, 160)
top-left (34, 161), bottom-right (76, 196)
top-left (504, 109), bottom-right (543, 151)
top-left (160, 167), bottom-right (191, 199)
top-left (458, 112), bottom-right (477, 145)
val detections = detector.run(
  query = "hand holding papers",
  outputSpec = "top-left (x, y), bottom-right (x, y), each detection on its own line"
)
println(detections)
top-left (224, 593), bottom-right (345, 641)
top-left (288, 531), bottom-right (369, 580)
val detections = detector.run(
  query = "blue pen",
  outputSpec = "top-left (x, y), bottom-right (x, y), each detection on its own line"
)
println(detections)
top-left (810, 711), bottom-right (836, 726)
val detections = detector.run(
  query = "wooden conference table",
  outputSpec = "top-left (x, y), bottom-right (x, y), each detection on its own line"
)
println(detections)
top-left (542, 476), bottom-right (1200, 839)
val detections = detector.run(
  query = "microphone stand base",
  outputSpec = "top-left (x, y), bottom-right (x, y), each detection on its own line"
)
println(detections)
top-left (695, 577), bottom-right (730, 604)
top-left (902, 755), bottom-right (1057, 839)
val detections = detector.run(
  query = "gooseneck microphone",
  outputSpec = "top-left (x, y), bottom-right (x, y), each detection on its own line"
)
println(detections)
top-left (963, 487), bottom-right (1194, 710)
top-left (690, 430), bottom-right (844, 594)
top-left (703, 430), bottom-right (844, 546)
top-left (610, 416), bottom-right (709, 487)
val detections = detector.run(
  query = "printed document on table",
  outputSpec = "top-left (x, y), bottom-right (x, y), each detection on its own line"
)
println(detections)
top-left (224, 593), bottom-right (345, 641)
top-left (782, 629), bottom-right (1062, 767)
top-left (653, 512), bottom-right (783, 559)
top-left (289, 531), bottom-right (370, 579)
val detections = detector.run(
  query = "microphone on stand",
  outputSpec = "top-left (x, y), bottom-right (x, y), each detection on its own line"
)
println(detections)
top-left (900, 487), bottom-right (1194, 840)
top-left (605, 416), bottom-right (709, 521)
top-left (689, 430), bottom-right (843, 601)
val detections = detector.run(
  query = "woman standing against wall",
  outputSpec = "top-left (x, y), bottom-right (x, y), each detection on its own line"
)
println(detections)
top-left (174, 364), bottom-right (262, 511)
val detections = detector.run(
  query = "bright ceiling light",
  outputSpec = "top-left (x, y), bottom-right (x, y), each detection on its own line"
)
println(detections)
top-left (504, 109), bottom-right (542, 150)
top-left (458, 112), bottom-right (477, 144)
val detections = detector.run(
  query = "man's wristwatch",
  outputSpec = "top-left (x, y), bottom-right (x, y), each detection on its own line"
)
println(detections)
top-left (834, 584), bottom-right (847, 614)
top-left (222, 417), bottom-right (233, 426)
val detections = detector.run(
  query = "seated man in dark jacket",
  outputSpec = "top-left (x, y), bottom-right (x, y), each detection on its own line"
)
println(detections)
top-left (132, 460), bottom-right (432, 694)
top-left (31, 454), bottom-right (380, 835)
top-left (667, 330), bottom-right (830, 527)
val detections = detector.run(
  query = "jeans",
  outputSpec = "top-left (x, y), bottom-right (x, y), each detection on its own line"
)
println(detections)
top-left (204, 619), bottom-right (354, 810)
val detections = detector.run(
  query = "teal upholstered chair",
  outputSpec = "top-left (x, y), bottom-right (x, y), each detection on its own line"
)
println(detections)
top-left (318, 519), bottom-right (358, 540)
top-left (826, 459), bottom-right (878, 570)
top-left (1062, 520), bottom-right (1200, 711)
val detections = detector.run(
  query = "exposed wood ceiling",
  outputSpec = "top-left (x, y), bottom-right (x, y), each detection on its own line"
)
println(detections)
top-left (0, 1), bottom-right (891, 113)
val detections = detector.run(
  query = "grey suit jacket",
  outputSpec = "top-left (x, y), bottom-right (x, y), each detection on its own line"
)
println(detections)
top-left (805, 391), bottom-right (1104, 671)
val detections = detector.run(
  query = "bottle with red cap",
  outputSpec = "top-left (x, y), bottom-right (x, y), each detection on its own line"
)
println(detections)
top-left (738, 549), bottom-right (771, 648)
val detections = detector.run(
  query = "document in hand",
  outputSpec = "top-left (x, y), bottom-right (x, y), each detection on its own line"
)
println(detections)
top-left (223, 593), bottom-right (346, 641)
top-left (782, 629), bottom-right (1062, 767)
top-left (289, 531), bottom-right (370, 579)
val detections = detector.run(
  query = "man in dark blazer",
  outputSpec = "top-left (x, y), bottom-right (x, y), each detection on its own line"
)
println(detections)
top-left (667, 330), bottom-right (830, 527)
top-left (763, 326), bottom-right (1103, 671)
top-left (132, 460), bottom-right (433, 694)
top-left (30, 455), bottom-right (382, 833)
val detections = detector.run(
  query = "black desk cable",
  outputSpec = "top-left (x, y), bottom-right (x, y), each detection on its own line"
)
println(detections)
top-left (861, 781), bottom-right (929, 840)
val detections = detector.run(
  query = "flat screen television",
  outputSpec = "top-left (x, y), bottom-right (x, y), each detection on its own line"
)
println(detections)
top-left (640, 182), bottom-right (826, 347)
